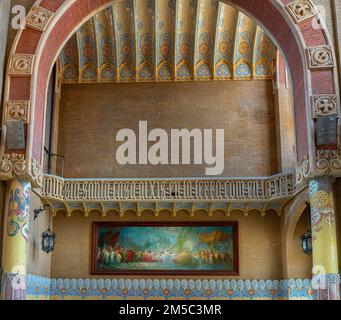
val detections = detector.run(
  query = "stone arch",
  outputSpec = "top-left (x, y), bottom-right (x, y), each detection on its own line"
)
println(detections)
top-left (281, 189), bottom-right (312, 278)
top-left (0, 0), bottom-right (339, 182)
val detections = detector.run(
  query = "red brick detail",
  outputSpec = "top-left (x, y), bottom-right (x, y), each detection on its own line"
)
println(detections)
top-left (40, 0), bottom-right (65, 13)
top-left (311, 70), bottom-right (335, 95)
top-left (278, 53), bottom-right (287, 86)
top-left (16, 29), bottom-right (42, 54)
top-left (33, 0), bottom-right (110, 161)
top-left (299, 18), bottom-right (327, 46)
top-left (9, 77), bottom-right (31, 100)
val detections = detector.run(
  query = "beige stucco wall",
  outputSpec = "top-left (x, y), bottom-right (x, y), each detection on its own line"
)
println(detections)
top-left (50, 211), bottom-right (284, 280)
top-left (286, 209), bottom-right (313, 279)
top-left (58, 81), bottom-right (278, 178)
top-left (27, 192), bottom-right (52, 277)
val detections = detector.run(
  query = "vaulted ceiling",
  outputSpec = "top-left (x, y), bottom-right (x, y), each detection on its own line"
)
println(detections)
top-left (59, 0), bottom-right (277, 84)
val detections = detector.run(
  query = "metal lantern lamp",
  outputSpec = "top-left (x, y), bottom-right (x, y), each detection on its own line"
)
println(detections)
top-left (300, 231), bottom-right (312, 255)
top-left (41, 228), bottom-right (56, 254)
top-left (34, 204), bottom-right (56, 254)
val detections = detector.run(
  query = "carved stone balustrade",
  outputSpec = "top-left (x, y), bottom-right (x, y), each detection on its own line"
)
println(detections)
top-left (36, 174), bottom-right (302, 218)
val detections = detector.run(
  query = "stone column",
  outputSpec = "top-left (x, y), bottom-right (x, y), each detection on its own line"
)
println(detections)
top-left (1, 178), bottom-right (31, 300)
top-left (309, 176), bottom-right (340, 300)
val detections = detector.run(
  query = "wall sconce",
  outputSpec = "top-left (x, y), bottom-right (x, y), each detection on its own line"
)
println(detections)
top-left (300, 231), bottom-right (312, 255)
top-left (34, 204), bottom-right (56, 254)
top-left (34, 205), bottom-right (49, 220)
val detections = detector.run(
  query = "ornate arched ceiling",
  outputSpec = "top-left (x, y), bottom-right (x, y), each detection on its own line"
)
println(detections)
top-left (59, 0), bottom-right (276, 83)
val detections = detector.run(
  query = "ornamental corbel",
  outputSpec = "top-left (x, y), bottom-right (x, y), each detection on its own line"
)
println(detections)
top-left (0, 153), bottom-right (43, 188)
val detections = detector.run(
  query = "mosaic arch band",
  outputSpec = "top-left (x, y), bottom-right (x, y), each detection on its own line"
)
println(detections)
top-left (0, 0), bottom-right (340, 301)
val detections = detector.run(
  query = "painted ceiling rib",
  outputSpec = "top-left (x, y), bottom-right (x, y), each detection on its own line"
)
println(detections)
top-left (133, 0), bottom-right (139, 82)
top-left (174, 0), bottom-right (179, 80)
top-left (154, 0), bottom-right (158, 81)
top-left (252, 25), bottom-right (261, 80)
top-left (112, 4), bottom-right (120, 81)
top-left (75, 30), bottom-right (82, 83)
top-left (232, 11), bottom-right (241, 80)
top-left (213, 1), bottom-right (222, 80)
top-left (193, 0), bottom-right (200, 80)
top-left (92, 17), bottom-right (101, 82)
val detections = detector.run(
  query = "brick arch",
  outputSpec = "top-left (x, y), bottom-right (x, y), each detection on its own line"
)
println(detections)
top-left (1, 0), bottom-right (338, 175)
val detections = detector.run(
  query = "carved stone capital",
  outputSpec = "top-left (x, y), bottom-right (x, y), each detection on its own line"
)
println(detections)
top-left (295, 150), bottom-right (341, 186)
top-left (8, 53), bottom-right (34, 76)
top-left (286, 0), bottom-right (318, 23)
top-left (315, 149), bottom-right (341, 176)
top-left (0, 153), bottom-right (27, 180)
top-left (26, 6), bottom-right (54, 31)
top-left (312, 95), bottom-right (338, 119)
top-left (4, 101), bottom-right (30, 123)
top-left (0, 153), bottom-right (43, 188)
top-left (307, 46), bottom-right (335, 69)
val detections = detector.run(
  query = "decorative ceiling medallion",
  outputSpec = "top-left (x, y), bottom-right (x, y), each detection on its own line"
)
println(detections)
top-left (307, 45), bottom-right (335, 69)
top-left (26, 6), bottom-right (54, 31)
top-left (4, 101), bottom-right (30, 123)
top-left (9, 53), bottom-right (34, 76)
top-left (286, 0), bottom-right (318, 23)
top-left (311, 95), bottom-right (338, 119)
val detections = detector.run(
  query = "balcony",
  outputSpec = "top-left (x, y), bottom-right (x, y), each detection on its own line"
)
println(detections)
top-left (36, 173), bottom-right (304, 218)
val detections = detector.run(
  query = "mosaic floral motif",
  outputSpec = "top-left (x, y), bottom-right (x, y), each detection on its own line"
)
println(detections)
top-left (310, 190), bottom-right (335, 227)
top-left (138, 64), bottom-right (154, 79)
top-left (7, 180), bottom-right (31, 241)
top-left (309, 178), bottom-right (336, 243)
top-left (235, 63), bottom-right (251, 77)
top-left (197, 63), bottom-right (211, 78)
top-left (82, 65), bottom-right (97, 80)
top-left (178, 33), bottom-right (194, 61)
top-left (100, 65), bottom-right (116, 80)
top-left (62, 65), bottom-right (77, 81)
top-left (120, 64), bottom-right (135, 79)
top-left (27, 278), bottom-right (316, 300)
top-left (158, 63), bottom-right (173, 79)
top-left (23, 275), bottom-right (325, 301)
top-left (177, 63), bottom-right (192, 78)
top-left (255, 63), bottom-right (271, 76)
top-left (216, 63), bottom-right (231, 78)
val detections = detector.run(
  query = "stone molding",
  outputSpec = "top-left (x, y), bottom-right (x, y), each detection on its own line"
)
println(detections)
top-left (307, 46), bottom-right (335, 69)
top-left (311, 95), bottom-right (338, 119)
top-left (26, 6), bottom-right (54, 32)
top-left (286, 0), bottom-right (319, 23)
top-left (296, 150), bottom-right (341, 185)
top-left (8, 53), bottom-right (34, 76)
top-left (4, 100), bottom-right (30, 123)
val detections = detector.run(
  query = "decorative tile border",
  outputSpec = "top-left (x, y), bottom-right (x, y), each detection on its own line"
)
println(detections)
top-left (22, 276), bottom-right (317, 300)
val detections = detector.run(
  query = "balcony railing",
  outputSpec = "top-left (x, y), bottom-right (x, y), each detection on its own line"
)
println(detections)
top-left (40, 173), bottom-right (295, 203)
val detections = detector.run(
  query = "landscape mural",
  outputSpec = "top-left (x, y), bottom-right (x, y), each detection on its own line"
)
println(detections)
top-left (92, 222), bottom-right (238, 275)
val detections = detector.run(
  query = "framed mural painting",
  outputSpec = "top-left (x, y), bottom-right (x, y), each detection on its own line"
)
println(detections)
top-left (91, 222), bottom-right (239, 275)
